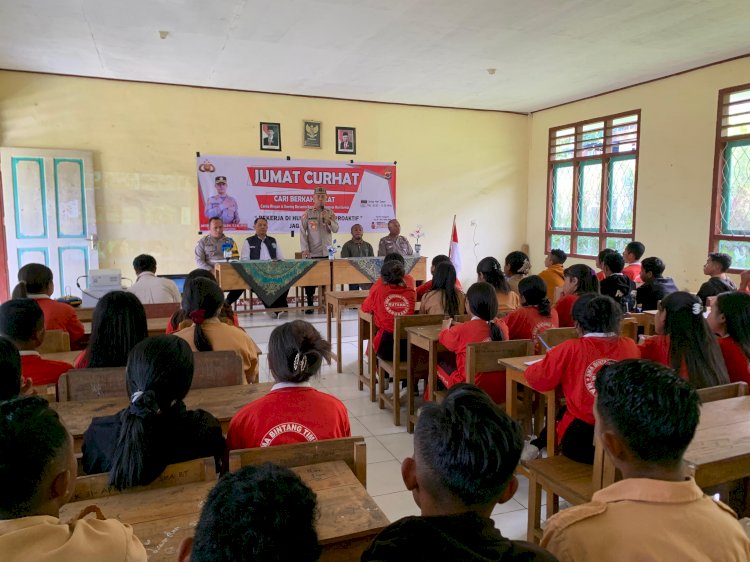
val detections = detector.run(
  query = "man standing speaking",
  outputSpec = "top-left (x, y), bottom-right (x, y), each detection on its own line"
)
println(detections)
top-left (300, 187), bottom-right (339, 313)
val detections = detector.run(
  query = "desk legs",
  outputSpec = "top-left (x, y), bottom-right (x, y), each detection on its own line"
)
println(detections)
top-left (336, 304), bottom-right (343, 374)
top-left (407, 339), bottom-right (416, 433)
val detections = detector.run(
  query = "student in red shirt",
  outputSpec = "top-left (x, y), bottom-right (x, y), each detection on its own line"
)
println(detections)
top-left (0, 299), bottom-right (72, 386)
top-left (622, 241), bottom-right (645, 283)
top-left (361, 259), bottom-right (416, 360)
top-left (553, 264), bottom-right (600, 328)
top-left (12, 263), bottom-right (85, 348)
top-left (477, 257), bottom-right (520, 313)
top-left (707, 291), bottom-right (750, 386)
top-left (437, 282), bottom-right (510, 403)
top-left (74, 291), bottom-right (148, 368)
top-left (525, 294), bottom-right (640, 463)
top-left (639, 291), bottom-right (729, 389)
top-left (368, 253), bottom-right (416, 294)
top-left (227, 320), bottom-right (350, 449)
top-left (416, 255), bottom-right (462, 301)
top-left (502, 275), bottom-right (559, 354)
top-left (595, 248), bottom-right (616, 282)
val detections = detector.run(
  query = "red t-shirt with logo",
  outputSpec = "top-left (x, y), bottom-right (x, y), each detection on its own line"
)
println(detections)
top-left (226, 386), bottom-right (351, 449)
top-left (502, 306), bottom-right (559, 354)
top-left (361, 283), bottom-right (416, 353)
top-left (437, 318), bottom-right (510, 403)
top-left (718, 336), bottom-right (750, 386)
top-left (20, 353), bottom-right (72, 386)
top-left (525, 336), bottom-right (640, 443)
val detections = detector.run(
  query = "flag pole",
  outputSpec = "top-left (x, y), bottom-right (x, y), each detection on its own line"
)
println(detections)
top-left (449, 215), bottom-right (456, 254)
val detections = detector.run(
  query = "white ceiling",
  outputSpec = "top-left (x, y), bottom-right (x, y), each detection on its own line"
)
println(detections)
top-left (1, 0), bottom-right (749, 112)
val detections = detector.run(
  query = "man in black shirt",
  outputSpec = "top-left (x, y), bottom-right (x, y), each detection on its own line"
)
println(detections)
top-left (635, 257), bottom-right (678, 311)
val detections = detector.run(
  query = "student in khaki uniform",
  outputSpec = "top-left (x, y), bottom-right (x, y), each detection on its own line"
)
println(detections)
top-left (542, 359), bottom-right (750, 562)
top-left (0, 397), bottom-right (147, 562)
top-left (538, 248), bottom-right (567, 302)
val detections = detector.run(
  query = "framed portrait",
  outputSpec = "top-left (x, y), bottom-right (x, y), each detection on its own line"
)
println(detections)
top-left (303, 120), bottom-right (321, 148)
top-left (335, 126), bottom-right (356, 154)
top-left (260, 122), bottom-right (281, 151)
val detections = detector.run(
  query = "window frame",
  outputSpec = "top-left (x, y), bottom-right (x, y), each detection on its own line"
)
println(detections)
top-left (709, 83), bottom-right (750, 272)
top-left (545, 109), bottom-right (641, 258)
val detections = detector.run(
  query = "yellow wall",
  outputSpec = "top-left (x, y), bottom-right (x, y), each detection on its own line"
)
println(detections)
top-left (0, 71), bottom-right (529, 286)
top-left (527, 57), bottom-right (750, 291)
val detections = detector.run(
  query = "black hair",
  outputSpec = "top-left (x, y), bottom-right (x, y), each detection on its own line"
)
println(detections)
top-left (624, 241), bottom-right (645, 260)
top-left (431, 255), bottom-right (451, 268)
top-left (254, 217), bottom-right (268, 225)
top-left (708, 252), bottom-right (732, 272)
top-left (466, 283), bottom-right (504, 342)
top-left (381, 260), bottom-right (406, 286)
top-left (563, 264), bottom-right (600, 295)
top-left (0, 397), bottom-right (68, 517)
top-left (431, 262), bottom-right (460, 317)
top-left (641, 257), bottom-right (665, 278)
top-left (109, 336), bottom-right (195, 490)
top-left (595, 359), bottom-right (699, 463)
top-left (477, 257), bottom-right (511, 294)
top-left (0, 337), bottom-right (22, 401)
top-left (191, 463), bottom-right (320, 562)
top-left (549, 249), bottom-right (567, 265)
top-left (12, 263), bottom-right (53, 298)
top-left (208, 216), bottom-right (223, 225)
top-left (716, 291), bottom-right (750, 362)
top-left (81, 291), bottom-right (148, 368)
top-left (597, 248), bottom-right (617, 264)
top-left (132, 254), bottom-right (157, 274)
top-left (603, 252), bottom-right (625, 274)
top-left (414, 384), bottom-right (522, 506)
top-left (572, 294), bottom-right (621, 334)
top-left (181, 277), bottom-right (225, 352)
top-left (660, 292), bottom-right (729, 389)
top-left (169, 270), bottom-right (236, 331)
top-left (504, 251), bottom-right (531, 275)
top-left (268, 320), bottom-right (331, 384)
top-left (383, 252), bottom-right (405, 266)
top-left (518, 275), bottom-right (551, 316)
top-left (0, 299), bottom-right (44, 344)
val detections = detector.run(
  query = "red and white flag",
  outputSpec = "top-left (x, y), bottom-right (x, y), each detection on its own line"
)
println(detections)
top-left (449, 217), bottom-right (461, 275)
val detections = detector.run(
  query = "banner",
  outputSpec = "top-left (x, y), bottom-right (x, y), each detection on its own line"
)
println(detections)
top-left (196, 155), bottom-right (397, 234)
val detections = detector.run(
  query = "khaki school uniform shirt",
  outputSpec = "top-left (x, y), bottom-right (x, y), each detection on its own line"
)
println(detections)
top-left (420, 289), bottom-right (466, 317)
top-left (0, 515), bottom-right (147, 562)
top-left (542, 478), bottom-right (750, 562)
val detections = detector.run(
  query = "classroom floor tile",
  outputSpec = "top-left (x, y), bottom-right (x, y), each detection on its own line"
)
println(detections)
top-left (376, 433), bottom-right (415, 463)
top-left (366, 460), bottom-right (408, 496)
top-left (373, 490), bottom-right (421, 522)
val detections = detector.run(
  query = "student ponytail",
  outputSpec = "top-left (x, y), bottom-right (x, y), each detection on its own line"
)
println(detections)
top-left (181, 278), bottom-right (225, 352)
top-left (716, 291), bottom-right (750, 361)
top-left (10, 282), bottom-right (28, 299)
top-left (432, 262), bottom-right (460, 317)
top-left (466, 282), bottom-right (504, 342)
top-left (268, 320), bottom-right (332, 383)
top-left (109, 336), bottom-right (194, 490)
top-left (477, 257), bottom-right (511, 294)
top-left (518, 275), bottom-right (552, 317)
top-left (12, 263), bottom-right (54, 298)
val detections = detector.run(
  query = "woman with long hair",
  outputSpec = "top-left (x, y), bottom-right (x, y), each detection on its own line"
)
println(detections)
top-left (166, 268), bottom-right (238, 333)
top-left (74, 291), bottom-right (148, 368)
top-left (639, 291), bottom-right (729, 388)
top-left (553, 264), bottom-right (600, 327)
top-left (420, 262), bottom-right (465, 317)
top-left (81, 336), bottom-right (225, 488)
top-left (503, 251), bottom-right (531, 294)
top-left (708, 291), bottom-right (750, 385)
top-left (501, 275), bottom-right (559, 354)
top-left (477, 256), bottom-right (520, 313)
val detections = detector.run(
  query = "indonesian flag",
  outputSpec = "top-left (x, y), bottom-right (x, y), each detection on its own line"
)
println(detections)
top-left (449, 218), bottom-right (462, 275)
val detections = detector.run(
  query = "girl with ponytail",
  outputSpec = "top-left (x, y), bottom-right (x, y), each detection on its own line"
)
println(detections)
top-left (501, 275), bottom-right (559, 354)
top-left (81, 336), bottom-right (225, 489)
top-left (436, 282), bottom-right (511, 404)
top-left (174, 277), bottom-right (259, 383)
top-left (477, 256), bottom-right (520, 313)
top-left (227, 320), bottom-right (350, 449)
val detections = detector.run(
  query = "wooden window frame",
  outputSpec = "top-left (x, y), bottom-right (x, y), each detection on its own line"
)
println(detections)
top-left (709, 82), bottom-right (750, 273)
top-left (545, 110), bottom-right (641, 258)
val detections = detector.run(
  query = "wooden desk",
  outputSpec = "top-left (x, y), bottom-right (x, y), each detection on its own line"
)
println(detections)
top-left (500, 355), bottom-right (556, 455)
top-left (357, 310), bottom-right (376, 401)
top-left (74, 307), bottom-right (96, 322)
top-left (83, 317), bottom-right (169, 338)
top-left (684, 395), bottom-right (750, 488)
top-left (60, 461), bottom-right (388, 562)
top-left (53, 383), bottom-right (273, 453)
top-left (327, 290), bottom-right (369, 373)
top-left (331, 257), bottom-right (427, 290)
top-left (405, 324), bottom-right (444, 433)
top-left (41, 350), bottom-right (80, 364)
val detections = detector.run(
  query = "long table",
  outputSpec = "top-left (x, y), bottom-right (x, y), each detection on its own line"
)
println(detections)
top-left (53, 383), bottom-right (273, 453)
top-left (331, 257), bottom-right (427, 289)
top-left (60, 460), bottom-right (388, 562)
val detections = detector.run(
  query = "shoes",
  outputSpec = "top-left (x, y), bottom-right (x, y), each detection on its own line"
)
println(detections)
top-left (276, 310), bottom-right (287, 318)
top-left (305, 309), bottom-right (314, 315)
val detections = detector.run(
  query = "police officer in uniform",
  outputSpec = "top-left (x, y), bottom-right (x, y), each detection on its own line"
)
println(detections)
top-left (205, 176), bottom-right (240, 225)
top-left (300, 187), bottom-right (339, 313)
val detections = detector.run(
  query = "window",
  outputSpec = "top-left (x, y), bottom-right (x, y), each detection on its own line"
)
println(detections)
top-left (546, 111), bottom-right (640, 257)
top-left (710, 84), bottom-right (750, 271)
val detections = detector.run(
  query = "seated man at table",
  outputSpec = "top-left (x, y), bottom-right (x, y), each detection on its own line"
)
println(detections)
top-left (377, 219), bottom-right (414, 256)
top-left (240, 217), bottom-right (289, 318)
top-left (541, 359), bottom-right (750, 561)
top-left (126, 254), bottom-right (181, 305)
top-left (0, 299), bottom-right (72, 387)
top-left (341, 223), bottom-right (374, 290)
top-left (178, 463), bottom-right (320, 562)
top-left (362, 384), bottom-right (557, 561)
top-left (0, 396), bottom-right (148, 561)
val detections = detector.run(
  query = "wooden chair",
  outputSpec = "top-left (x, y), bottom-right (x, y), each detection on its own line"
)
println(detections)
top-left (627, 312), bottom-right (656, 336)
top-left (71, 457), bottom-right (217, 501)
top-left (142, 302), bottom-right (180, 319)
top-left (539, 327), bottom-right (577, 349)
top-left (454, 314), bottom-right (472, 323)
top-left (57, 367), bottom-right (126, 401)
top-left (378, 314), bottom-right (444, 426)
top-left (32, 384), bottom-right (59, 402)
top-left (697, 381), bottom-right (749, 403)
top-left (37, 330), bottom-right (70, 353)
top-left (192, 351), bottom-right (243, 389)
top-left (357, 310), bottom-right (378, 402)
top-left (619, 318), bottom-right (638, 342)
top-left (228, 436), bottom-right (367, 487)
top-left (524, 434), bottom-right (618, 544)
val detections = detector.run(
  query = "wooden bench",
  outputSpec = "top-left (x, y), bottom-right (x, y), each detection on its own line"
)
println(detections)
top-left (38, 329), bottom-right (70, 353)
top-left (142, 302), bottom-right (180, 319)
top-left (228, 436), bottom-right (367, 487)
top-left (538, 327), bottom-right (577, 349)
top-left (697, 381), bottom-right (749, 402)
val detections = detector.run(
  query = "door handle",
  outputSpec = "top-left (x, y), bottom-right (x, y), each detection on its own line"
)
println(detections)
top-left (85, 233), bottom-right (99, 250)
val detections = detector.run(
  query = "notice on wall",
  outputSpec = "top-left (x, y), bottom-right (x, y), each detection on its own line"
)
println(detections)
top-left (197, 154), bottom-right (397, 234)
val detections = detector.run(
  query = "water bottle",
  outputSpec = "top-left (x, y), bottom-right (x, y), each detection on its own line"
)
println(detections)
top-left (222, 239), bottom-right (233, 261)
